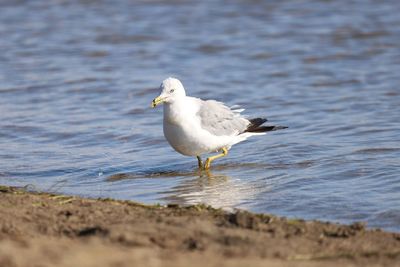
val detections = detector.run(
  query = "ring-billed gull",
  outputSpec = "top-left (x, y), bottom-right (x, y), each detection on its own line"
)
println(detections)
top-left (151, 77), bottom-right (287, 170)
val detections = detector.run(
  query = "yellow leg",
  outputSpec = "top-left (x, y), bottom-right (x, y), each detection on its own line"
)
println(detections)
top-left (196, 156), bottom-right (203, 169)
top-left (204, 148), bottom-right (228, 170)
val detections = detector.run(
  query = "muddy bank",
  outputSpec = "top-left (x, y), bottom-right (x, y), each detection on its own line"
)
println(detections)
top-left (0, 185), bottom-right (399, 267)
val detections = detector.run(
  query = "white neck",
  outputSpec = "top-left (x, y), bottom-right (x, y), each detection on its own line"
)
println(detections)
top-left (163, 97), bottom-right (187, 124)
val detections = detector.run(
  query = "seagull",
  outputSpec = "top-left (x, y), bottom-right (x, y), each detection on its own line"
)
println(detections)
top-left (151, 77), bottom-right (287, 170)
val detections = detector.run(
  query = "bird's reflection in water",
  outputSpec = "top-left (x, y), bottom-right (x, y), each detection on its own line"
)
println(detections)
top-left (163, 169), bottom-right (238, 209)
top-left (107, 163), bottom-right (263, 210)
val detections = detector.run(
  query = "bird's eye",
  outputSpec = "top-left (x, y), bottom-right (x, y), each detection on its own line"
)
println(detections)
top-left (169, 89), bottom-right (175, 93)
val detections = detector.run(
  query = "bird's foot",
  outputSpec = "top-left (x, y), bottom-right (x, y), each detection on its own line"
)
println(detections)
top-left (196, 156), bottom-right (203, 169)
top-left (203, 148), bottom-right (228, 170)
top-left (204, 159), bottom-right (211, 170)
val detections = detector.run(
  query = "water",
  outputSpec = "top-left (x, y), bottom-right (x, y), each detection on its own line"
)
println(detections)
top-left (0, 0), bottom-right (399, 232)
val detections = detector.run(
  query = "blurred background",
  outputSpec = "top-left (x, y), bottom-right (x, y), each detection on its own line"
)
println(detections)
top-left (0, 0), bottom-right (399, 231)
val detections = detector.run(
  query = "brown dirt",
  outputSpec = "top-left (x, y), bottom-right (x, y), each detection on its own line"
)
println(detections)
top-left (0, 185), bottom-right (399, 267)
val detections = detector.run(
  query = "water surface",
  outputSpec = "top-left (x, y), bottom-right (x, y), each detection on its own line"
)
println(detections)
top-left (0, 0), bottom-right (399, 232)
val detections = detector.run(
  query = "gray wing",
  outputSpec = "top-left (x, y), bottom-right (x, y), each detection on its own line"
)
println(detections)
top-left (196, 99), bottom-right (250, 136)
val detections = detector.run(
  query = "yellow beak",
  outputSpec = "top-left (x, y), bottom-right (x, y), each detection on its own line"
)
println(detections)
top-left (151, 96), bottom-right (165, 108)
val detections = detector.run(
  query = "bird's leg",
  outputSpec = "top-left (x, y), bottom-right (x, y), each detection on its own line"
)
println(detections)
top-left (196, 156), bottom-right (203, 169)
top-left (204, 148), bottom-right (228, 170)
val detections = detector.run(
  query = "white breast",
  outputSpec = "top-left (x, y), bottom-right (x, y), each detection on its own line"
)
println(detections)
top-left (162, 98), bottom-right (201, 156)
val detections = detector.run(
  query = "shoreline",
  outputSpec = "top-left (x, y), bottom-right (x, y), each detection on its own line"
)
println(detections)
top-left (1, 185), bottom-right (399, 267)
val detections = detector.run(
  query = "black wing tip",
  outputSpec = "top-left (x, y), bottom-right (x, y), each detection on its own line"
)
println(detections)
top-left (245, 117), bottom-right (288, 133)
top-left (249, 118), bottom-right (268, 124)
top-left (245, 118), bottom-right (268, 132)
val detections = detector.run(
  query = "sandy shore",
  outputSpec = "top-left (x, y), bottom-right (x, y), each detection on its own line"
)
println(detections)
top-left (0, 185), bottom-right (399, 267)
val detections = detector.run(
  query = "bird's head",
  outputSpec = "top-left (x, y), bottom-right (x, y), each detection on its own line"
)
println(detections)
top-left (151, 77), bottom-right (186, 108)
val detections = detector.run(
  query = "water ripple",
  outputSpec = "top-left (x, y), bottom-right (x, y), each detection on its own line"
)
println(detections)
top-left (0, 0), bottom-right (399, 232)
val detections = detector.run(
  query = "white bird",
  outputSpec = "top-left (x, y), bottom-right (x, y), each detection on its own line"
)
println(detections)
top-left (151, 77), bottom-right (287, 170)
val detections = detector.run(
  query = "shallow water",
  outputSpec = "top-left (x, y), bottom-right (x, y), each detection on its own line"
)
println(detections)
top-left (0, 0), bottom-right (399, 232)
